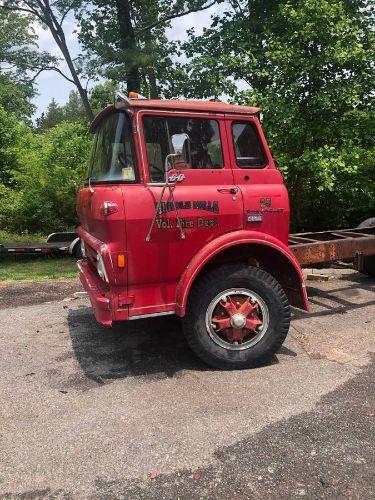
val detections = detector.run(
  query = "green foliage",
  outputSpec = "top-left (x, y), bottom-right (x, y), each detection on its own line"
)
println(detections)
top-left (0, 105), bottom-right (24, 185)
top-left (36, 92), bottom-right (87, 131)
top-left (0, 120), bottom-right (91, 234)
top-left (89, 81), bottom-right (124, 114)
top-left (0, 0), bottom-right (373, 237)
top-left (179, 0), bottom-right (375, 229)
top-left (0, 8), bottom-right (57, 118)
top-left (76, 0), bottom-right (216, 97)
top-left (35, 98), bottom-right (65, 131)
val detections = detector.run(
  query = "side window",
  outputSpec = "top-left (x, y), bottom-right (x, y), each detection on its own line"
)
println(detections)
top-left (232, 121), bottom-right (267, 168)
top-left (142, 115), bottom-right (224, 182)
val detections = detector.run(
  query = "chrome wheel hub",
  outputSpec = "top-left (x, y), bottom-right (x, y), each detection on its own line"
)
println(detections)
top-left (230, 313), bottom-right (247, 328)
top-left (205, 288), bottom-right (269, 351)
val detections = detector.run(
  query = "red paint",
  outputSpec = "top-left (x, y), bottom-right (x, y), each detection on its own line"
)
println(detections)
top-left (77, 99), bottom-right (309, 327)
top-left (212, 295), bottom-right (262, 344)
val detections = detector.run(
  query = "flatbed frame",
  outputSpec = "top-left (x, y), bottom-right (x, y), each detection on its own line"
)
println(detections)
top-left (289, 226), bottom-right (375, 266)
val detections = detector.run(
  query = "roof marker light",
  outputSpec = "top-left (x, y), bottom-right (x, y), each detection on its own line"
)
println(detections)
top-left (129, 91), bottom-right (146, 99)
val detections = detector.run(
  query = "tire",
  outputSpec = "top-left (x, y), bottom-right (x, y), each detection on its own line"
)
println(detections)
top-left (357, 217), bottom-right (375, 277)
top-left (182, 264), bottom-right (291, 369)
top-left (68, 237), bottom-right (83, 259)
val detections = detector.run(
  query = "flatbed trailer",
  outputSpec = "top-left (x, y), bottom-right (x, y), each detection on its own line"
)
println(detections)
top-left (0, 232), bottom-right (78, 256)
top-left (289, 226), bottom-right (375, 268)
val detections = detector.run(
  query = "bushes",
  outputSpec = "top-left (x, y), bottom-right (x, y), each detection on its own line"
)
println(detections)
top-left (0, 117), bottom-right (91, 234)
top-left (278, 145), bottom-right (375, 231)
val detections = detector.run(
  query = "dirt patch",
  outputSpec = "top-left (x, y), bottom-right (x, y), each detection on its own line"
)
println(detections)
top-left (0, 277), bottom-right (82, 309)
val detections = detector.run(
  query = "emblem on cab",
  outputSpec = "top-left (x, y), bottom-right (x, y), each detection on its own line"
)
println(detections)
top-left (168, 173), bottom-right (186, 183)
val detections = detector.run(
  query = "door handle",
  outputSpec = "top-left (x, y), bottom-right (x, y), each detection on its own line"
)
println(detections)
top-left (217, 187), bottom-right (238, 194)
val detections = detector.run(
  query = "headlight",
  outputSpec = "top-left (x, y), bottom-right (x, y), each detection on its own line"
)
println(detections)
top-left (80, 239), bottom-right (86, 258)
top-left (96, 253), bottom-right (109, 282)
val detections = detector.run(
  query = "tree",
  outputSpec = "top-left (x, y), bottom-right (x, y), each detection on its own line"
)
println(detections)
top-left (89, 81), bottom-right (123, 114)
top-left (2, 120), bottom-right (91, 233)
top-left (36, 97), bottom-right (64, 130)
top-left (63, 90), bottom-right (86, 121)
top-left (0, 8), bottom-right (54, 118)
top-left (1, 0), bottom-right (94, 120)
top-left (0, 105), bottom-right (23, 185)
top-left (76, 0), bottom-right (222, 97)
top-left (178, 0), bottom-right (375, 229)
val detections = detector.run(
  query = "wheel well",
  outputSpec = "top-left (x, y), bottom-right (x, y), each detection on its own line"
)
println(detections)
top-left (192, 243), bottom-right (307, 310)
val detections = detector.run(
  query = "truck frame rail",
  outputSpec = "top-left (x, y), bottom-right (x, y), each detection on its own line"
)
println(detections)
top-left (289, 227), bottom-right (375, 266)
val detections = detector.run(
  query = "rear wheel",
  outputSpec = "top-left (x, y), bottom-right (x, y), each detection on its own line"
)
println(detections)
top-left (357, 217), bottom-right (375, 277)
top-left (182, 264), bottom-right (291, 369)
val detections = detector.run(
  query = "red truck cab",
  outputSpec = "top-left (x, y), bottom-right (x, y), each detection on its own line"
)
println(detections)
top-left (77, 93), bottom-right (308, 369)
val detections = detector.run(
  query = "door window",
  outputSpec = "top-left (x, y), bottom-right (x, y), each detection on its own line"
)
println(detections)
top-left (142, 115), bottom-right (224, 182)
top-left (232, 121), bottom-right (267, 168)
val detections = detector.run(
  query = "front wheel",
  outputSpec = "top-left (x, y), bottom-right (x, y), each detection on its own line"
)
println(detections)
top-left (182, 264), bottom-right (291, 369)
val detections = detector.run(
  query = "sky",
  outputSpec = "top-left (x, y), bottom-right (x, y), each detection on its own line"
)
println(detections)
top-left (31, 4), bottom-right (223, 117)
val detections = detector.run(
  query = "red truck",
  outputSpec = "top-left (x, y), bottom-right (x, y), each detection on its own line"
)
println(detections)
top-left (77, 92), bottom-right (375, 369)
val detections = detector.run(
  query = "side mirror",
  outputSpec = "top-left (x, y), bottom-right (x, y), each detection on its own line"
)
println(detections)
top-left (171, 132), bottom-right (190, 156)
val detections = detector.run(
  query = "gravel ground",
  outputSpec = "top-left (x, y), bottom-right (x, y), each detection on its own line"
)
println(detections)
top-left (0, 270), bottom-right (374, 499)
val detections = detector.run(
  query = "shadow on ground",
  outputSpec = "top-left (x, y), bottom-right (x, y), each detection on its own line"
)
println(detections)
top-left (292, 272), bottom-right (374, 321)
top-left (67, 307), bottom-right (296, 382)
top-left (67, 308), bottom-right (208, 381)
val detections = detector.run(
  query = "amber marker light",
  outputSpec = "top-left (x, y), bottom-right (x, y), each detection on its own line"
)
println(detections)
top-left (128, 91), bottom-right (146, 99)
top-left (117, 254), bottom-right (126, 268)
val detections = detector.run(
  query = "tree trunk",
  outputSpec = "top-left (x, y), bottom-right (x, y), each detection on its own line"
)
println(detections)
top-left (58, 41), bottom-right (94, 121)
top-left (115, 0), bottom-right (141, 93)
top-left (40, 10), bottom-right (94, 121)
top-left (148, 69), bottom-right (158, 98)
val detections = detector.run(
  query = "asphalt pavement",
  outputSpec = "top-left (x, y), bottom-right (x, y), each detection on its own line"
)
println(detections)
top-left (0, 270), bottom-right (374, 499)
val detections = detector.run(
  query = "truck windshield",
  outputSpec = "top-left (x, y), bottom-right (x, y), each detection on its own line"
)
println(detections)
top-left (88, 111), bottom-right (137, 182)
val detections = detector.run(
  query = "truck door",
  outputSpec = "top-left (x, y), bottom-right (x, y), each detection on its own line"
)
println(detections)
top-left (225, 116), bottom-right (290, 245)
top-left (123, 111), bottom-right (243, 317)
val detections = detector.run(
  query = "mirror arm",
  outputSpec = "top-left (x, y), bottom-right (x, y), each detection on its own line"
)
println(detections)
top-left (146, 153), bottom-right (185, 242)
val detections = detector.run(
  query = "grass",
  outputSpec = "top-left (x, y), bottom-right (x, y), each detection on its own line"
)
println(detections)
top-left (0, 255), bottom-right (77, 281)
top-left (0, 230), bottom-right (47, 243)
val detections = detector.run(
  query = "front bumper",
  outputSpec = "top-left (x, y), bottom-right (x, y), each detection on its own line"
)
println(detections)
top-left (77, 259), bottom-right (113, 326)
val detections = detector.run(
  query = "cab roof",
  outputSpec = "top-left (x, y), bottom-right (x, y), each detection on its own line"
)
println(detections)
top-left (90, 99), bottom-right (261, 132)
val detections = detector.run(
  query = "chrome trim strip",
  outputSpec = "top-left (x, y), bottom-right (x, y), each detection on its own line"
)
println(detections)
top-left (128, 310), bottom-right (175, 320)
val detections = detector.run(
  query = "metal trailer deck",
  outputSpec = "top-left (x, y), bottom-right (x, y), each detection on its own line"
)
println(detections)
top-left (0, 232), bottom-right (78, 256)
top-left (289, 226), bottom-right (375, 267)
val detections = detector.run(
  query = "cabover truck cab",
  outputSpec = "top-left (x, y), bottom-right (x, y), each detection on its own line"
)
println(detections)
top-left (77, 93), bottom-right (309, 369)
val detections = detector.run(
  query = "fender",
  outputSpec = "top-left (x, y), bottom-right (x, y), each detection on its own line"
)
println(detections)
top-left (175, 230), bottom-right (309, 316)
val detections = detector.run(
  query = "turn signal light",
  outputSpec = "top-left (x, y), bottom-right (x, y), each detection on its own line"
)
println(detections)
top-left (101, 201), bottom-right (118, 216)
top-left (117, 254), bottom-right (126, 268)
